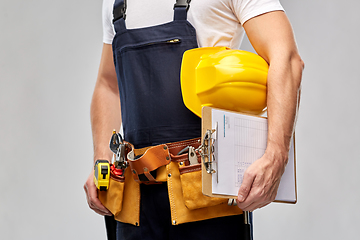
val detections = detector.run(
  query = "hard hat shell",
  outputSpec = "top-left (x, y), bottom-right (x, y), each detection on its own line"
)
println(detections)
top-left (181, 47), bottom-right (269, 117)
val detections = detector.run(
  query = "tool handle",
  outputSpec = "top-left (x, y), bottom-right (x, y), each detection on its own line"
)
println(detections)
top-left (243, 223), bottom-right (251, 240)
top-left (243, 211), bottom-right (252, 240)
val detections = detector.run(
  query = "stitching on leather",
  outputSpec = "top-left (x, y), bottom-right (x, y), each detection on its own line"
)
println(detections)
top-left (179, 165), bottom-right (201, 174)
top-left (167, 138), bottom-right (201, 150)
top-left (170, 156), bottom-right (187, 162)
top-left (136, 181), bottom-right (140, 225)
top-left (168, 140), bottom-right (199, 150)
top-left (167, 164), bottom-right (177, 225)
top-left (110, 174), bottom-right (125, 182)
top-left (171, 153), bottom-right (201, 163)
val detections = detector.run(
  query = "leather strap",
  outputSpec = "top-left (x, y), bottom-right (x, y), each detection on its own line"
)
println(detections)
top-left (128, 144), bottom-right (171, 176)
top-left (125, 138), bottom-right (201, 183)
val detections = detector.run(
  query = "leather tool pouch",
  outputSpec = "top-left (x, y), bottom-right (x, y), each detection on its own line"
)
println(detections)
top-left (127, 144), bottom-right (171, 184)
top-left (177, 153), bottom-right (227, 210)
top-left (98, 165), bottom-right (125, 216)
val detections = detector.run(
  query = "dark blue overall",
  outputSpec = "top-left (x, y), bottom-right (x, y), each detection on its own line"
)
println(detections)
top-left (112, 0), bottom-right (201, 149)
top-left (107, 1), bottom-right (251, 239)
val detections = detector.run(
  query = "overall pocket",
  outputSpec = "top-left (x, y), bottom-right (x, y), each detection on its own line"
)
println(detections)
top-left (98, 166), bottom-right (125, 216)
top-left (179, 163), bottom-right (227, 210)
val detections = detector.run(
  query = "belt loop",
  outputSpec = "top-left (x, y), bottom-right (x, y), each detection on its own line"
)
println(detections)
top-left (143, 168), bottom-right (157, 182)
top-left (132, 169), bottom-right (140, 182)
top-left (113, 18), bottom-right (127, 35)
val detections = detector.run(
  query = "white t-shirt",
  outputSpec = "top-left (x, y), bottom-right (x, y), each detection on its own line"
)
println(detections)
top-left (102, 0), bottom-right (283, 48)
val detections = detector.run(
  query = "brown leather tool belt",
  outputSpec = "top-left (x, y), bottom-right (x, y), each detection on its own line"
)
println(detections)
top-left (101, 137), bottom-right (242, 225)
top-left (124, 138), bottom-right (201, 184)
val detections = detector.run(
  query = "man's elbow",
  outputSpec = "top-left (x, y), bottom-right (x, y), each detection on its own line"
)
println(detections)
top-left (293, 53), bottom-right (305, 72)
top-left (290, 52), bottom-right (304, 90)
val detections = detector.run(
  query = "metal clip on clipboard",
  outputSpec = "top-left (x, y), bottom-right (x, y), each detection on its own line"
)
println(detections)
top-left (200, 129), bottom-right (216, 174)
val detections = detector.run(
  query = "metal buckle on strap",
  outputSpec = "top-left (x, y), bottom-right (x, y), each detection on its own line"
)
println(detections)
top-left (173, 0), bottom-right (191, 10)
top-left (113, 0), bottom-right (127, 23)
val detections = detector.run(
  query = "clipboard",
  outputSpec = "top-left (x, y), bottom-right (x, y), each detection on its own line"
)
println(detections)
top-left (201, 106), bottom-right (297, 204)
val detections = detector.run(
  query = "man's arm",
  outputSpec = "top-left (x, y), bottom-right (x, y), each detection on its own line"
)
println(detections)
top-left (237, 11), bottom-right (304, 211)
top-left (84, 43), bottom-right (121, 216)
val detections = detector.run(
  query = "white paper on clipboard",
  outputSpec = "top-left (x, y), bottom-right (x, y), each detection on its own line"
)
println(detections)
top-left (210, 108), bottom-right (297, 203)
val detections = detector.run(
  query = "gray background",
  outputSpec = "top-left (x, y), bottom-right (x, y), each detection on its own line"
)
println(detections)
top-left (0, 0), bottom-right (359, 239)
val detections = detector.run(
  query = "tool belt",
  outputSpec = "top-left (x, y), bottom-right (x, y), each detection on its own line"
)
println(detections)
top-left (99, 137), bottom-right (229, 219)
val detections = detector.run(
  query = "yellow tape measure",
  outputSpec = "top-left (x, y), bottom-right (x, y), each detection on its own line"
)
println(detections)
top-left (94, 160), bottom-right (110, 191)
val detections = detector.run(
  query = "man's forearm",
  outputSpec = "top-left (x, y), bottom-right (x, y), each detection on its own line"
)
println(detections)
top-left (265, 52), bottom-right (304, 163)
top-left (244, 11), bottom-right (304, 163)
top-left (89, 44), bottom-right (121, 164)
top-left (90, 80), bottom-right (121, 163)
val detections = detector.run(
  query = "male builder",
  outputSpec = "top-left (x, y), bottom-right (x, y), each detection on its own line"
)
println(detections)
top-left (84, 0), bottom-right (304, 239)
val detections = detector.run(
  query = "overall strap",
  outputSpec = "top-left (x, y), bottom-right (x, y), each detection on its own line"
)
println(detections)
top-left (112, 0), bottom-right (191, 31)
top-left (173, 0), bottom-right (191, 21)
top-left (113, 0), bottom-right (127, 33)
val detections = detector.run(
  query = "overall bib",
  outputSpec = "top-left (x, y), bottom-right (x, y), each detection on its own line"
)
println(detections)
top-left (112, 0), bottom-right (201, 149)
top-left (108, 1), bottom-right (251, 239)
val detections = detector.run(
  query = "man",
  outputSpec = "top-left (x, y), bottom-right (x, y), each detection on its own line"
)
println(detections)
top-left (84, 0), bottom-right (304, 239)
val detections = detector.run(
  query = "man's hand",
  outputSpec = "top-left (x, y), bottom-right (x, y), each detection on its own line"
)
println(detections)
top-left (236, 148), bottom-right (287, 211)
top-left (84, 170), bottom-right (112, 216)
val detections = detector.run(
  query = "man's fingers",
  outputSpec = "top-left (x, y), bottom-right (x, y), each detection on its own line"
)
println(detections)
top-left (237, 170), bottom-right (255, 202)
top-left (236, 198), bottom-right (252, 211)
top-left (237, 171), bottom-right (280, 211)
top-left (86, 187), bottom-right (112, 216)
top-left (256, 201), bottom-right (271, 210)
top-left (89, 198), bottom-right (112, 216)
top-left (84, 176), bottom-right (112, 216)
top-left (87, 192), bottom-right (112, 216)
top-left (90, 196), bottom-right (112, 215)
top-left (241, 201), bottom-right (270, 212)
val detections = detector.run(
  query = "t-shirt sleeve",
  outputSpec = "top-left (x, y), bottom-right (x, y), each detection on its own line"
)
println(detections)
top-left (102, 0), bottom-right (115, 44)
top-left (232, 0), bottom-right (284, 25)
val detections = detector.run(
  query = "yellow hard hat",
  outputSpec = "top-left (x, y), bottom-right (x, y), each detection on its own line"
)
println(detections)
top-left (180, 47), bottom-right (269, 117)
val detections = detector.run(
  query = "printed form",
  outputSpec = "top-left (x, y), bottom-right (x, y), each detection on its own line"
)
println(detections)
top-left (211, 108), bottom-right (296, 203)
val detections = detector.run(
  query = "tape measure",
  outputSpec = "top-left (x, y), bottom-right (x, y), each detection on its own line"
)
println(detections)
top-left (94, 160), bottom-right (110, 191)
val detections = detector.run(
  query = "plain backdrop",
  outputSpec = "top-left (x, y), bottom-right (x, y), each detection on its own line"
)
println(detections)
top-left (0, 0), bottom-right (359, 239)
